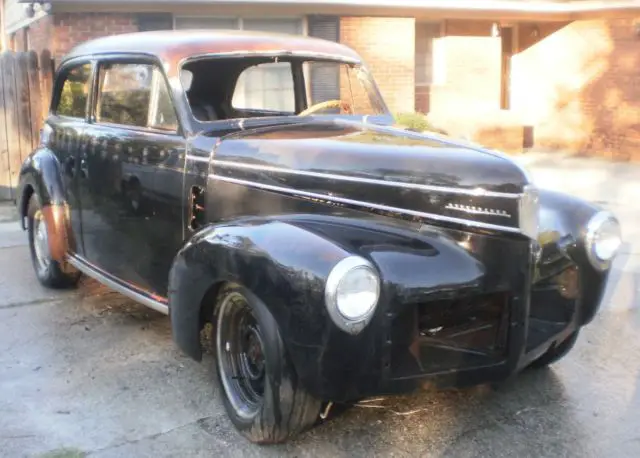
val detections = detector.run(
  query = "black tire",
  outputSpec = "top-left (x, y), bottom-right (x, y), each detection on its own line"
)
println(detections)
top-left (27, 195), bottom-right (80, 289)
top-left (213, 284), bottom-right (322, 444)
top-left (529, 331), bottom-right (580, 369)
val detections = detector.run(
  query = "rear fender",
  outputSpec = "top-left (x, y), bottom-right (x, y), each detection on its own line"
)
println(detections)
top-left (17, 148), bottom-right (73, 260)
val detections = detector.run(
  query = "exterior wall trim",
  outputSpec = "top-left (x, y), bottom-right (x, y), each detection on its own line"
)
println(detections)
top-left (5, 10), bottom-right (48, 34)
top-left (33, 0), bottom-right (640, 21)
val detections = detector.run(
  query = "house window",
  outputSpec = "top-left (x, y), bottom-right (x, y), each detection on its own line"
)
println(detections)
top-left (415, 22), bottom-right (441, 86)
top-left (173, 16), bottom-right (303, 34)
top-left (232, 62), bottom-right (295, 113)
top-left (174, 17), bottom-right (237, 30)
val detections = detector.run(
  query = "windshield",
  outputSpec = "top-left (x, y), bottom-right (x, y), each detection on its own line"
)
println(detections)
top-left (181, 56), bottom-right (390, 123)
top-left (301, 60), bottom-right (387, 116)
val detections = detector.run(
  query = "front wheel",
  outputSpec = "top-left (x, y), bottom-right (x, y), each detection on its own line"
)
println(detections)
top-left (214, 284), bottom-right (321, 444)
top-left (529, 331), bottom-right (580, 369)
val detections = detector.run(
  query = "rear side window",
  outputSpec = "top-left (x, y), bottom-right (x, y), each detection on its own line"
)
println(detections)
top-left (96, 62), bottom-right (178, 131)
top-left (56, 63), bottom-right (92, 118)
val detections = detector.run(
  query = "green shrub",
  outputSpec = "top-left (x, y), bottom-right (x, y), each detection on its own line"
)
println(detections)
top-left (394, 112), bottom-right (447, 135)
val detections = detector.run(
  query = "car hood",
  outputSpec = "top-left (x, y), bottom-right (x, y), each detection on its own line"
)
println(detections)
top-left (210, 119), bottom-right (536, 237)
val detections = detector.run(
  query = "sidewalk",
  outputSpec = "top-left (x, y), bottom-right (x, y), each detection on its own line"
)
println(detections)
top-left (0, 200), bottom-right (18, 223)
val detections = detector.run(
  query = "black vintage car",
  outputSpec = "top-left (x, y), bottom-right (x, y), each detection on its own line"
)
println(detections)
top-left (17, 30), bottom-right (621, 443)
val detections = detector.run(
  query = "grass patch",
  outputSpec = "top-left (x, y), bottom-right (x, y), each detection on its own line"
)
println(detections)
top-left (37, 448), bottom-right (87, 458)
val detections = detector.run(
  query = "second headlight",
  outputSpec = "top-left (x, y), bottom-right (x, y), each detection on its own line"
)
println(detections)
top-left (585, 211), bottom-right (622, 270)
top-left (325, 256), bottom-right (380, 334)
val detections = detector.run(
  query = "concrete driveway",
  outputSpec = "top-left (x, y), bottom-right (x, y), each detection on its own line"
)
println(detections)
top-left (1, 153), bottom-right (639, 458)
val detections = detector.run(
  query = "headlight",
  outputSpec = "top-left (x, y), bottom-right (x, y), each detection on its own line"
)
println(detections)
top-left (585, 211), bottom-right (622, 270)
top-left (325, 256), bottom-right (380, 334)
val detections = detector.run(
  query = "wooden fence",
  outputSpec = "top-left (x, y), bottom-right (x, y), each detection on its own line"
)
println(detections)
top-left (0, 50), bottom-right (54, 201)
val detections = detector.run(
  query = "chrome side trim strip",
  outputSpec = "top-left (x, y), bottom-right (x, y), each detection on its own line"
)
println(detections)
top-left (212, 159), bottom-right (521, 199)
top-left (185, 154), bottom-right (210, 163)
top-left (210, 174), bottom-right (522, 235)
top-left (66, 255), bottom-right (169, 316)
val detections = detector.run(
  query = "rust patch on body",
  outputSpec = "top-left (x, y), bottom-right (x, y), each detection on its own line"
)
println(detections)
top-left (41, 204), bottom-right (75, 262)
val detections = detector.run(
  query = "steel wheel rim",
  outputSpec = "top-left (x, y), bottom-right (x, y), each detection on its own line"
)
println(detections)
top-left (33, 211), bottom-right (51, 274)
top-left (216, 291), bottom-right (266, 420)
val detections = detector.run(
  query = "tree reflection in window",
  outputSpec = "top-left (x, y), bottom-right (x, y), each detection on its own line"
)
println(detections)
top-left (97, 63), bottom-right (177, 131)
top-left (98, 63), bottom-right (152, 127)
top-left (57, 63), bottom-right (92, 118)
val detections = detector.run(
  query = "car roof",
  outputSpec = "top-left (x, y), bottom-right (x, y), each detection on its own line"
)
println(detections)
top-left (62, 29), bottom-right (362, 67)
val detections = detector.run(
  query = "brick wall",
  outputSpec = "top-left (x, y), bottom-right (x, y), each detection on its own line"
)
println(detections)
top-left (13, 29), bottom-right (27, 52)
top-left (340, 17), bottom-right (415, 113)
top-left (415, 86), bottom-right (430, 113)
top-left (512, 18), bottom-right (640, 160)
top-left (426, 18), bottom-right (640, 159)
top-left (27, 16), bottom-right (54, 56)
top-left (53, 13), bottom-right (138, 61)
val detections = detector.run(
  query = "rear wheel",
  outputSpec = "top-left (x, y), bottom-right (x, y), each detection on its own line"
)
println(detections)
top-left (529, 331), bottom-right (580, 369)
top-left (214, 284), bottom-right (321, 444)
top-left (27, 195), bottom-right (80, 289)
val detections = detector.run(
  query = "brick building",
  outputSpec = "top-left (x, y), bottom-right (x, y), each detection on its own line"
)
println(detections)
top-left (3, 0), bottom-right (640, 159)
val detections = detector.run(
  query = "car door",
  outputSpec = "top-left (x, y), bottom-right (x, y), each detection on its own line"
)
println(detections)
top-left (46, 60), bottom-right (94, 257)
top-left (80, 57), bottom-right (186, 297)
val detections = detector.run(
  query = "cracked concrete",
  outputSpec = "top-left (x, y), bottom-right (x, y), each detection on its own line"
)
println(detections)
top-left (1, 154), bottom-right (639, 457)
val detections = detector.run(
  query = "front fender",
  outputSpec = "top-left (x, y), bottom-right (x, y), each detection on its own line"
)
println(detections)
top-left (537, 188), bottom-right (612, 324)
top-left (169, 215), bottom-right (500, 400)
top-left (168, 218), bottom-right (350, 364)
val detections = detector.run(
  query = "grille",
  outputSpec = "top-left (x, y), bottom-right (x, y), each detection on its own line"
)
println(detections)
top-left (389, 293), bottom-right (510, 378)
top-left (416, 293), bottom-right (510, 357)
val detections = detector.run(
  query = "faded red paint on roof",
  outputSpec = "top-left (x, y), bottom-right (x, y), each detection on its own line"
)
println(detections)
top-left (63, 29), bottom-right (362, 67)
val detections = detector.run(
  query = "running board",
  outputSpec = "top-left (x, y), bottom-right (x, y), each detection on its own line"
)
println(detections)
top-left (66, 254), bottom-right (169, 315)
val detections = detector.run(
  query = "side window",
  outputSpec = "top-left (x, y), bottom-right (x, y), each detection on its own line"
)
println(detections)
top-left (95, 62), bottom-right (178, 131)
top-left (231, 62), bottom-right (295, 113)
top-left (56, 63), bottom-right (92, 118)
top-left (97, 63), bottom-right (153, 127)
